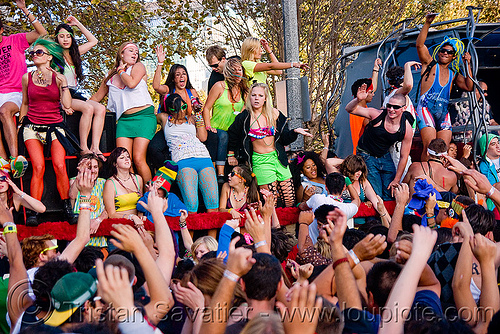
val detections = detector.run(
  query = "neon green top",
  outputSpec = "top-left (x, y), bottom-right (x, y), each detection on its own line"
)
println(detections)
top-left (211, 82), bottom-right (245, 131)
top-left (242, 60), bottom-right (267, 86)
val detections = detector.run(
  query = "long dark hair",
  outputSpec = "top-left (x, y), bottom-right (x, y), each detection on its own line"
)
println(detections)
top-left (54, 23), bottom-right (83, 82)
top-left (164, 64), bottom-right (194, 92)
top-left (291, 151), bottom-right (327, 189)
top-left (164, 93), bottom-right (186, 122)
top-left (223, 58), bottom-right (248, 103)
top-left (105, 147), bottom-right (129, 177)
top-left (0, 170), bottom-right (14, 208)
top-left (236, 164), bottom-right (259, 204)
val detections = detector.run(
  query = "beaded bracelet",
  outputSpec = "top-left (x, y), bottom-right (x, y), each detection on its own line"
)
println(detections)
top-left (179, 220), bottom-right (187, 229)
top-left (79, 203), bottom-right (92, 210)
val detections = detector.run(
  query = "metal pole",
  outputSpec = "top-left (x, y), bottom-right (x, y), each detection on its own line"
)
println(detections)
top-left (282, 0), bottom-right (303, 150)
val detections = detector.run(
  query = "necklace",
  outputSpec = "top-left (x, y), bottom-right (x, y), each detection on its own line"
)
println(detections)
top-left (232, 187), bottom-right (248, 202)
top-left (115, 174), bottom-right (131, 182)
top-left (34, 70), bottom-right (48, 86)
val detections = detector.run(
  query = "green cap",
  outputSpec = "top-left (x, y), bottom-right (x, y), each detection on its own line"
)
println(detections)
top-left (45, 272), bottom-right (97, 327)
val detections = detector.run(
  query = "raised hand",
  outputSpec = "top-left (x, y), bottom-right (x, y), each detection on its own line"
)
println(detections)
top-left (462, 169), bottom-right (494, 195)
top-left (425, 12), bottom-right (438, 24)
top-left (373, 58), bottom-right (382, 71)
top-left (393, 238), bottom-right (412, 264)
top-left (463, 52), bottom-right (471, 62)
top-left (172, 282), bottom-right (205, 311)
top-left (463, 144), bottom-right (472, 159)
top-left (356, 83), bottom-right (369, 101)
top-left (352, 233), bottom-right (387, 261)
top-left (244, 208), bottom-right (266, 245)
top-left (393, 183), bottom-right (410, 206)
top-left (66, 15), bottom-right (81, 27)
top-left (156, 45), bottom-right (166, 64)
top-left (405, 61), bottom-right (422, 71)
top-left (15, 0), bottom-right (26, 10)
top-left (95, 259), bottom-right (134, 311)
top-left (470, 233), bottom-right (496, 265)
top-left (277, 281), bottom-right (322, 334)
top-left (226, 237), bottom-right (256, 277)
top-left (110, 224), bottom-right (145, 253)
top-left (260, 39), bottom-right (272, 54)
top-left (298, 210), bottom-right (314, 225)
top-left (76, 168), bottom-right (94, 197)
top-left (411, 225), bottom-right (437, 262)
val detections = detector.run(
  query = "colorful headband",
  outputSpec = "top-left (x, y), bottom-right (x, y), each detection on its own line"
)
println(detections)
top-left (427, 148), bottom-right (446, 157)
top-left (57, 31), bottom-right (74, 37)
top-left (367, 83), bottom-right (374, 92)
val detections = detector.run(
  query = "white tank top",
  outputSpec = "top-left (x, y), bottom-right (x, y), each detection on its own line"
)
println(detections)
top-left (63, 61), bottom-right (78, 89)
top-left (106, 66), bottom-right (154, 119)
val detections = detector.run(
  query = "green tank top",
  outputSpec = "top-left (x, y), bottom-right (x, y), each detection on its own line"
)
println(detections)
top-left (211, 82), bottom-right (245, 131)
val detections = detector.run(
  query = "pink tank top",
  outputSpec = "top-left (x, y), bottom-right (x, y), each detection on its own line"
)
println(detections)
top-left (27, 71), bottom-right (63, 124)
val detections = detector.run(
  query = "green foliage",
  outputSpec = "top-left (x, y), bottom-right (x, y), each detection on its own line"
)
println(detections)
top-left (1, 0), bottom-right (209, 94)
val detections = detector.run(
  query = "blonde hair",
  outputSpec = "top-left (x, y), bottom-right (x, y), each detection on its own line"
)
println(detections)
top-left (240, 313), bottom-right (285, 334)
top-left (241, 37), bottom-right (261, 62)
top-left (245, 83), bottom-right (276, 128)
top-left (315, 239), bottom-right (332, 260)
top-left (191, 236), bottom-right (218, 256)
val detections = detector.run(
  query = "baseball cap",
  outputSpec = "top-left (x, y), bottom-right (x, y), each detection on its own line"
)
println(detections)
top-left (45, 272), bottom-right (97, 327)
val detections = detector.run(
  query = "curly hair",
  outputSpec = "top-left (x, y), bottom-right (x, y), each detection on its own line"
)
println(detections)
top-left (386, 66), bottom-right (404, 88)
top-left (21, 234), bottom-right (55, 269)
top-left (291, 151), bottom-right (327, 189)
top-left (339, 154), bottom-right (368, 183)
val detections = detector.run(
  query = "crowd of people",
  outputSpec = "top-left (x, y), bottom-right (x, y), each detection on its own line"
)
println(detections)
top-left (0, 3), bottom-right (499, 333)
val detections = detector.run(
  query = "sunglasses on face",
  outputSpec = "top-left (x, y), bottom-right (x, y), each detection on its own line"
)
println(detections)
top-left (0, 176), bottom-right (7, 182)
top-left (229, 171), bottom-right (245, 181)
top-left (439, 49), bottom-right (455, 55)
top-left (169, 103), bottom-right (188, 112)
top-left (209, 61), bottom-right (221, 69)
top-left (29, 50), bottom-right (48, 58)
top-left (386, 103), bottom-right (405, 110)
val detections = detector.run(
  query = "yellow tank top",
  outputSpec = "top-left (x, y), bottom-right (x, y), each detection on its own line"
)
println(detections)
top-left (111, 176), bottom-right (141, 212)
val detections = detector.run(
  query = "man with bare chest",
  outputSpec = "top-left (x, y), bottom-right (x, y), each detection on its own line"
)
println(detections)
top-left (416, 13), bottom-right (474, 161)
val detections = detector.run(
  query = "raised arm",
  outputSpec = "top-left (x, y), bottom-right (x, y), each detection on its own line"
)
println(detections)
top-left (16, 0), bottom-right (47, 43)
top-left (345, 83), bottom-right (382, 119)
top-left (89, 76), bottom-right (109, 103)
top-left (110, 224), bottom-right (173, 325)
top-left (65, 16), bottom-right (98, 54)
top-left (260, 39), bottom-right (283, 75)
top-left (4, 207), bottom-right (32, 326)
top-left (380, 225), bottom-right (437, 334)
top-left (8, 178), bottom-right (45, 213)
top-left (59, 168), bottom-right (92, 264)
top-left (200, 238), bottom-right (255, 334)
top-left (371, 58), bottom-right (382, 92)
top-left (387, 183), bottom-right (409, 244)
top-left (416, 13), bottom-right (436, 66)
top-left (152, 45), bottom-right (169, 95)
top-left (397, 61), bottom-right (421, 95)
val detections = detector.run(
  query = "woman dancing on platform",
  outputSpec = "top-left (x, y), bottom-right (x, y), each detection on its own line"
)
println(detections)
top-left (241, 37), bottom-right (308, 86)
top-left (153, 46), bottom-right (200, 120)
top-left (202, 57), bottom-right (248, 179)
top-left (91, 42), bottom-right (156, 183)
top-left (55, 16), bottom-right (106, 159)
top-left (103, 147), bottom-right (144, 229)
top-left (227, 83), bottom-right (311, 207)
top-left (19, 37), bottom-right (79, 224)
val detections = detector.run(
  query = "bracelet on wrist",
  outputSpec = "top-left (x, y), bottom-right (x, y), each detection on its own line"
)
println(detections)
top-left (79, 203), bottom-right (92, 211)
top-left (19, 192), bottom-right (26, 199)
top-left (373, 69), bottom-right (379, 72)
top-left (223, 269), bottom-right (240, 283)
top-left (380, 212), bottom-right (387, 217)
top-left (3, 222), bottom-right (15, 228)
top-left (426, 214), bottom-right (435, 219)
top-left (3, 225), bottom-right (17, 235)
top-left (332, 257), bottom-right (349, 270)
top-left (348, 249), bottom-right (360, 265)
top-left (487, 186), bottom-right (496, 197)
top-left (254, 240), bottom-right (267, 248)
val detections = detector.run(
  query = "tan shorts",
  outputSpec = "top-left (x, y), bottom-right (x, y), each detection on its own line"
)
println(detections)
top-left (23, 124), bottom-right (65, 144)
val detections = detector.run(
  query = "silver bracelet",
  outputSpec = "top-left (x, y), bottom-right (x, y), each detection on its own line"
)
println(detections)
top-left (223, 269), bottom-right (240, 282)
top-left (19, 192), bottom-right (26, 199)
top-left (2, 222), bottom-right (15, 228)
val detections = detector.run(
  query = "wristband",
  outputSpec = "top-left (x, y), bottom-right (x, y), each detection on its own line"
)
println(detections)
top-left (79, 203), bottom-right (92, 210)
top-left (426, 214), bottom-right (435, 219)
top-left (344, 176), bottom-right (352, 186)
top-left (179, 220), bottom-right (187, 229)
top-left (223, 269), bottom-right (240, 282)
top-left (2, 222), bottom-right (15, 228)
top-left (19, 192), bottom-right (25, 199)
top-left (254, 240), bottom-right (267, 248)
top-left (80, 198), bottom-right (91, 203)
top-left (348, 249), bottom-right (360, 265)
top-left (3, 225), bottom-right (17, 235)
top-left (95, 217), bottom-right (102, 224)
top-left (373, 69), bottom-right (379, 72)
top-left (332, 257), bottom-right (349, 270)
top-left (487, 186), bottom-right (496, 197)
top-left (380, 213), bottom-right (387, 217)
top-left (290, 62), bottom-right (294, 69)
top-left (228, 208), bottom-right (233, 213)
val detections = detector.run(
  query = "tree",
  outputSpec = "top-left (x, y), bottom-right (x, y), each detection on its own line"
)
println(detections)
top-left (1, 0), bottom-right (209, 95)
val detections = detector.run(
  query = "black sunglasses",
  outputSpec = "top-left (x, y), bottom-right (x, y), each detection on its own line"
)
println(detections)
top-left (386, 103), bottom-right (405, 110)
top-left (0, 176), bottom-right (6, 182)
top-left (439, 49), bottom-right (455, 55)
top-left (29, 50), bottom-right (48, 58)
top-left (209, 61), bottom-right (220, 69)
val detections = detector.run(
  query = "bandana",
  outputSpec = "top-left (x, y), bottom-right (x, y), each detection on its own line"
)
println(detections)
top-left (408, 179), bottom-right (442, 227)
top-left (427, 148), bottom-right (446, 157)
top-left (123, 43), bottom-right (139, 52)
